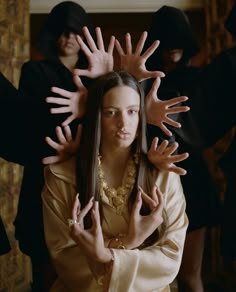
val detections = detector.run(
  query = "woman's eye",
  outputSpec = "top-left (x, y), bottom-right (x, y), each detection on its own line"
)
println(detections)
top-left (128, 109), bottom-right (138, 115)
top-left (104, 110), bottom-right (116, 116)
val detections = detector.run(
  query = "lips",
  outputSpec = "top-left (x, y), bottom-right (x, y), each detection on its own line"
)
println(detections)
top-left (65, 42), bottom-right (74, 47)
top-left (116, 131), bottom-right (130, 139)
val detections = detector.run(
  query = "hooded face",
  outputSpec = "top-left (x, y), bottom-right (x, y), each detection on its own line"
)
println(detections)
top-left (36, 1), bottom-right (95, 58)
top-left (56, 30), bottom-right (81, 57)
top-left (162, 49), bottom-right (184, 64)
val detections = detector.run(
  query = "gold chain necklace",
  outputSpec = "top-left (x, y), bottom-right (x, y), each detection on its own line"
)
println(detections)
top-left (98, 156), bottom-right (137, 215)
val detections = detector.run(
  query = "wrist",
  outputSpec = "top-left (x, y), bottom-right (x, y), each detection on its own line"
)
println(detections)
top-left (107, 235), bottom-right (138, 250)
top-left (98, 248), bottom-right (114, 264)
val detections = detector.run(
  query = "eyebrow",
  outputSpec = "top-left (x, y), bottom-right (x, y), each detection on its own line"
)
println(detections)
top-left (102, 105), bottom-right (140, 109)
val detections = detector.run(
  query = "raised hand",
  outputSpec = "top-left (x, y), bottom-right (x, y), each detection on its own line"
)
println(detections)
top-left (42, 125), bottom-right (82, 164)
top-left (127, 185), bottom-right (164, 248)
top-left (145, 77), bottom-right (190, 136)
top-left (46, 75), bottom-right (88, 126)
top-left (70, 195), bottom-right (112, 263)
top-left (74, 26), bottom-right (115, 78)
top-left (147, 137), bottom-right (189, 175)
top-left (115, 31), bottom-right (165, 82)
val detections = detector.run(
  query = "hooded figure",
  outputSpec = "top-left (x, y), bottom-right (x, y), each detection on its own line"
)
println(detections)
top-left (216, 1), bottom-right (236, 265)
top-left (144, 6), bottom-right (221, 291)
top-left (144, 5), bottom-right (203, 147)
top-left (13, 2), bottom-right (95, 291)
top-left (145, 5), bottom-right (199, 70)
top-left (225, 1), bottom-right (236, 38)
top-left (36, 1), bottom-right (95, 62)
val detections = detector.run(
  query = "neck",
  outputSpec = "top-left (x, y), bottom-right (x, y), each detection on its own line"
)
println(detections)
top-left (100, 148), bottom-right (133, 188)
top-left (59, 54), bottom-right (79, 71)
top-left (163, 61), bottom-right (177, 73)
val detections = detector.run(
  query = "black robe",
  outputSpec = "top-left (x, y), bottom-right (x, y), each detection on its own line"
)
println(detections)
top-left (0, 59), bottom-right (89, 259)
top-left (146, 65), bottom-right (222, 232)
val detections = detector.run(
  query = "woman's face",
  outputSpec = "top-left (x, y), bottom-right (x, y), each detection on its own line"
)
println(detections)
top-left (57, 30), bottom-right (80, 57)
top-left (101, 85), bottom-right (140, 152)
top-left (162, 49), bottom-right (184, 64)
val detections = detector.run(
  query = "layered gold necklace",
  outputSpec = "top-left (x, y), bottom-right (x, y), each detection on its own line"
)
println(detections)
top-left (98, 155), bottom-right (137, 215)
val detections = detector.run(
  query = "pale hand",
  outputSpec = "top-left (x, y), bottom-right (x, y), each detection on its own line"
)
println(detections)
top-left (42, 125), bottom-right (82, 164)
top-left (147, 137), bottom-right (189, 175)
top-left (124, 186), bottom-right (164, 249)
top-left (46, 75), bottom-right (87, 126)
top-left (115, 31), bottom-right (165, 82)
top-left (70, 195), bottom-right (112, 264)
top-left (145, 77), bottom-right (190, 136)
top-left (74, 26), bottom-right (115, 79)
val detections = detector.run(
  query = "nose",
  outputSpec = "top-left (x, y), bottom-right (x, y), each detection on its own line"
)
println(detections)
top-left (64, 31), bottom-right (75, 39)
top-left (117, 112), bottom-right (128, 129)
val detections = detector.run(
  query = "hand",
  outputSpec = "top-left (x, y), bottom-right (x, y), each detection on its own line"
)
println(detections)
top-left (126, 186), bottom-right (164, 248)
top-left (42, 125), bottom-right (82, 164)
top-left (70, 195), bottom-right (112, 263)
top-left (147, 137), bottom-right (189, 175)
top-left (115, 31), bottom-right (165, 82)
top-left (74, 26), bottom-right (115, 78)
top-left (46, 75), bottom-right (87, 126)
top-left (145, 77), bottom-right (190, 136)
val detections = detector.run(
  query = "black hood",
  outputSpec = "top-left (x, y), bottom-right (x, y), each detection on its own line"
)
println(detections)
top-left (36, 1), bottom-right (95, 58)
top-left (145, 5), bottom-right (199, 69)
top-left (225, 2), bottom-right (236, 37)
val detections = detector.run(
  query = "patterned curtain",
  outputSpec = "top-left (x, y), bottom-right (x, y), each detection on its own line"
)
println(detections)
top-left (0, 0), bottom-right (32, 290)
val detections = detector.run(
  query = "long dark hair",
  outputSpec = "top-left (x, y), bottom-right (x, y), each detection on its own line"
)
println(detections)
top-left (76, 71), bottom-right (168, 246)
top-left (76, 71), bottom-right (160, 228)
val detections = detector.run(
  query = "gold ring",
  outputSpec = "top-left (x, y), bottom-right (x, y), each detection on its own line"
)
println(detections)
top-left (67, 219), bottom-right (81, 227)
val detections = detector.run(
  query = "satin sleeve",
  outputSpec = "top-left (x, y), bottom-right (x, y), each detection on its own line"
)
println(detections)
top-left (42, 160), bottom-right (104, 292)
top-left (108, 172), bottom-right (188, 292)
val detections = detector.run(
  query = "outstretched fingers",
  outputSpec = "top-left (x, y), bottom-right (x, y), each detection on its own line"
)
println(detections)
top-left (82, 26), bottom-right (98, 52)
top-left (142, 39), bottom-right (160, 60)
top-left (134, 31), bottom-right (148, 55)
top-left (95, 27), bottom-right (105, 51)
top-left (49, 87), bottom-right (72, 99)
top-left (107, 35), bottom-right (115, 55)
top-left (115, 39), bottom-right (125, 56)
top-left (125, 32), bottom-right (132, 54)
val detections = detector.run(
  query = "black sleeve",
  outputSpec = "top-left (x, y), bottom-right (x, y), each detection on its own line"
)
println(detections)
top-left (0, 73), bottom-right (33, 164)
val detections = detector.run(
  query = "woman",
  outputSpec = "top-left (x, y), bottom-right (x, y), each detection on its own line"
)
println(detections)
top-left (144, 6), bottom-right (221, 292)
top-left (14, 2), bottom-right (98, 291)
top-left (42, 71), bottom-right (188, 292)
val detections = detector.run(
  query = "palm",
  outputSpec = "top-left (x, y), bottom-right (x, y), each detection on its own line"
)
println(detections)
top-left (115, 31), bottom-right (165, 82)
top-left (145, 77), bottom-right (190, 136)
top-left (75, 26), bottom-right (114, 79)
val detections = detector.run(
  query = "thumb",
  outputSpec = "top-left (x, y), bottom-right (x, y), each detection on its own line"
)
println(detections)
top-left (151, 77), bottom-right (161, 98)
top-left (73, 74), bottom-right (85, 89)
